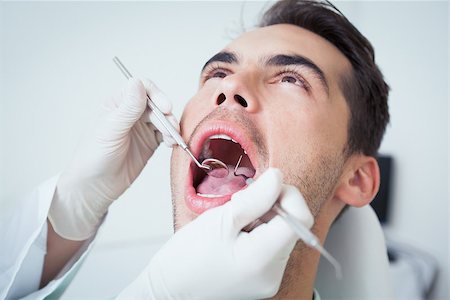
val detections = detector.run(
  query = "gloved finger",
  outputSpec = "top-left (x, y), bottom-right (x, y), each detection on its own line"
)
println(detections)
top-left (148, 112), bottom-right (179, 136)
top-left (149, 112), bottom-right (179, 147)
top-left (111, 78), bottom-right (148, 132)
top-left (278, 185), bottom-right (314, 229)
top-left (132, 121), bottom-right (161, 155)
top-left (241, 185), bottom-right (314, 261)
top-left (140, 111), bottom-right (177, 148)
top-left (141, 78), bottom-right (173, 114)
top-left (225, 168), bottom-right (283, 234)
top-left (155, 129), bottom-right (177, 148)
top-left (163, 135), bottom-right (177, 147)
top-left (162, 114), bottom-right (179, 147)
top-left (154, 130), bottom-right (163, 145)
top-left (102, 93), bottom-right (121, 114)
top-left (139, 106), bottom-right (152, 123)
top-left (141, 107), bottom-right (180, 130)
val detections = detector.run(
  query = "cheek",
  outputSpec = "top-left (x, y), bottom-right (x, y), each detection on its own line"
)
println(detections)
top-left (265, 104), bottom-right (316, 150)
top-left (277, 106), bottom-right (346, 154)
top-left (170, 148), bottom-right (197, 229)
top-left (180, 88), bottom-right (216, 138)
top-left (263, 102), bottom-right (346, 177)
top-left (180, 100), bottom-right (204, 140)
top-left (170, 148), bottom-right (184, 199)
top-left (180, 101), bottom-right (196, 137)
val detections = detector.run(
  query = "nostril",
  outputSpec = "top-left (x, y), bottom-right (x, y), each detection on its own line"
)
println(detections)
top-left (217, 93), bottom-right (226, 105)
top-left (234, 95), bottom-right (248, 107)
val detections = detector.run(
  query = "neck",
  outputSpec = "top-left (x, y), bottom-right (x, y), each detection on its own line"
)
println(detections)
top-left (273, 244), bottom-right (321, 299)
top-left (270, 203), bottom-right (337, 300)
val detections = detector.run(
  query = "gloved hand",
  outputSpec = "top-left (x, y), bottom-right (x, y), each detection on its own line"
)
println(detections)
top-left (117, 168), bottom-right (314, 300)
top-left (48, 78), bottom-right (178, 240)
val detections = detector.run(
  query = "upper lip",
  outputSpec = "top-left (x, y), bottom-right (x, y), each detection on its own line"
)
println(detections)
top-left (188, 120), bottom-right (260, 176)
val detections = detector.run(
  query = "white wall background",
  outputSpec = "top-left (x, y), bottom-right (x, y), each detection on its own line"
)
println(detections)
top-left (1, 1), bottom-right (448, 299)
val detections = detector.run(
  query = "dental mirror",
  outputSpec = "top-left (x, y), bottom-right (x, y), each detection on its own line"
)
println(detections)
top-left (201, 158), bottom-right (229, 178)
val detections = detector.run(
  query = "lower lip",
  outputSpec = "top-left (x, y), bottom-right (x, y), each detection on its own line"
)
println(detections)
top-left (185, 165), bottom-right (234, 215)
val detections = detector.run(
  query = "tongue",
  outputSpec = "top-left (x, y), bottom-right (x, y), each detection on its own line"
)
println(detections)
top-left (197, 165), bottom-right (255, 196)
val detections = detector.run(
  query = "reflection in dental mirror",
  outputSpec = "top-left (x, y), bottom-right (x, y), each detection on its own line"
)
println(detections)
top-left (201, 158), bottom-right (229, 178)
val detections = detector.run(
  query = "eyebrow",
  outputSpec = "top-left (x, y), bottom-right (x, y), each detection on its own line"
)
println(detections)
top-left (201, 51), bottom-right (328, 93)
top-left (201, 51), bottom-right (239, 71)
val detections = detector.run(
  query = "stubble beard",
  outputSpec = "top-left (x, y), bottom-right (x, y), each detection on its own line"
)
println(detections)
top-left (284, 149), bottom-right (346, 217)
top-left (273, 150), bottom-right (346, 299)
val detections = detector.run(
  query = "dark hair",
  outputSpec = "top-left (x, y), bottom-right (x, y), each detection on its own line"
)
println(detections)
top-left (259, 0), bottom-right (390, 156)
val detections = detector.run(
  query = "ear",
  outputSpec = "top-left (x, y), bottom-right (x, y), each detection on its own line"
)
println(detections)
top-left (334, 155), bottom-right (380, 207)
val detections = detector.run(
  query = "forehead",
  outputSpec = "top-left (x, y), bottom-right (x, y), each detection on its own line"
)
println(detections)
top-left (224, 24), bottom-right (351, 90)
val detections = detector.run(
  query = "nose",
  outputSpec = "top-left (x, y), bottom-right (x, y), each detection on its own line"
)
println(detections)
top-left (214, 74), bottom-right (258, 111)
top-left (217, 93), bottom-right (248, 107)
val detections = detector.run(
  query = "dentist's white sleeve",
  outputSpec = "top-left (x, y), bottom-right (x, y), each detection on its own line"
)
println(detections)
top-left (0, 176), bottom-right (99, 300)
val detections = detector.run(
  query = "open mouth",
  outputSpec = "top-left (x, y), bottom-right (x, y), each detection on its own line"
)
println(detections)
top-left (195, 135), bottom-right (256, 196)
top-left (185, 123), bottom-right (258, 214)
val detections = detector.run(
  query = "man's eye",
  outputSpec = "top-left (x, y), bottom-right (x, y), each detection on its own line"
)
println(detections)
top-left (202, 66), bottom-right (230, 82)
top-left (278, 71), bottom-right (310, 91)
top-left (281, 76), bottom-right (298, 84)
top-left (211, 71), bottom-right (227, 78)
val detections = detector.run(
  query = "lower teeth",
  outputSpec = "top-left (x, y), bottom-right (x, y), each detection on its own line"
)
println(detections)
top-left (197, 193), bottom-right (225, 198)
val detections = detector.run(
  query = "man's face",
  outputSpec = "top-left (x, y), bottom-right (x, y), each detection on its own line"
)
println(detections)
top-left (171, 24), bottom-right (352, 229)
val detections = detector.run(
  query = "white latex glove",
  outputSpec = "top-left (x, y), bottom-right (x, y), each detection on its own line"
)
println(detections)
top-left (48, 78), bottom-right (179, 240)
top-left (118, 168), bottom-right (314, 300)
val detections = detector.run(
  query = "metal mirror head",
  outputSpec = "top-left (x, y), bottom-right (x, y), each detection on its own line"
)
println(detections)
top-left (201, 158), bottom-right (229, 178)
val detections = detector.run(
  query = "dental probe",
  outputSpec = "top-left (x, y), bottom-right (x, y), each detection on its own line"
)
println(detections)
top-left (113, 56), bottom-right (229, 178)
top-left (272, 204), bottom-right (342, 279)
top-left (245, 177), bottom-right (342, 279)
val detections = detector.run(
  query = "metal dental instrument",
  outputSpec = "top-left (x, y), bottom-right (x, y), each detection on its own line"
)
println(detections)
top-left (272, 204), bottom-right (342, 279)
top-left (113, 56), bottom-right (229, 178)
top-left (233, 155), bottom-right (243, 176)
top-left (244, 176), bottom-right (342, 279)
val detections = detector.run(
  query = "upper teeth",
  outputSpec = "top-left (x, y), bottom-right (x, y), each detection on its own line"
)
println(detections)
top-left (209, 134), bottom-right (238, 144)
